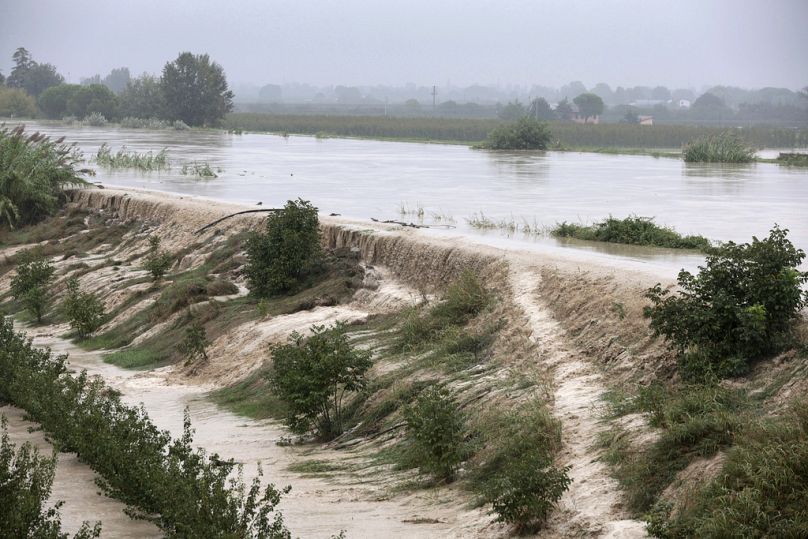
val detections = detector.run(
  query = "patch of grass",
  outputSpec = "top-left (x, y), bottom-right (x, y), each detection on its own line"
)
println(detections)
top-left (647, 398), bottom-right (808, 538)
top-left (551, 215), bottom-right (710, 250)
top-left (600, 383), bottom-right (749, 514)
top-left (682, 132), bottom-right (755, 163)
top-left (181, 161), bottom-right (218, 178)
top-left (210, 367), bottom-right (288, 420)
top-left (775, 152), bottom-right (808, 166)
top-left (103, 348), bottom-right (165, 368)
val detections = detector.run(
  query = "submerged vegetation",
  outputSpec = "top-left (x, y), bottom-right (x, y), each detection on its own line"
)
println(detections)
top-left (775, 152), bottom-right (808, 166)
top-left (551, 216), bottom-right (711, 250)
top-left (180, 161), bottom-right (218, 178)
top-left (0, 416), bottom-right (101, 538)
top-left (95, 143), bottom-right (169, 171)
top-left (478, 117), bottom-right (552, 150)
top-left (0, 124), bottom-right (89, 227)
top-left (682, 131), bottom-right (756, 163)
top-left (0, 318), bottom-right (291, 537)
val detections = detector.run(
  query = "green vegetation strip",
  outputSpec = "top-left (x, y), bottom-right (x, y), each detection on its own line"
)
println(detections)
top-left (551, 216), bottom-right (710, 250)
top-left (0, 318), bottom-right (291, 538)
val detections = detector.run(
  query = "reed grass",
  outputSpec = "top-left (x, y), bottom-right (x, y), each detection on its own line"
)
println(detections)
top-left (95, 143), bottom-right (170, 171)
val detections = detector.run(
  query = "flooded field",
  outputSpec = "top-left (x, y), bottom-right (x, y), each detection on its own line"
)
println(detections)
top-left (20, 121), bottom-right (808, 271)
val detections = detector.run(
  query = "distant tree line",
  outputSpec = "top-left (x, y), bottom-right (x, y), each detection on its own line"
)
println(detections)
top-left (0, 47), bottom-right (233, 126)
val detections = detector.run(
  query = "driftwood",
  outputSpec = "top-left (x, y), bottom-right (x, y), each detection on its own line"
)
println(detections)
top-left (196, 210), bottom-right (457, 235)
top-left (370, 218), bottom-right (456, 229)
top-left (194, 208), bottom-right (281, 234)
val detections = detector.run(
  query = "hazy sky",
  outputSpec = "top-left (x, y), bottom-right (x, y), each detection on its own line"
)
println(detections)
top-left (1, 0), bottom-right (806, 90)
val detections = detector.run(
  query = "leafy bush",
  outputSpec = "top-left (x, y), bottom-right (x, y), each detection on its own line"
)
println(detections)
top-left (178, 320), bottom-right (210, 365)
top-left (0, 125), bottom-right (89, 227)
top-left (682, 132), bottom-right (755, 163)
top-left (181, 161), bottom-right (217, 178)
top-left (480, 117), bottom-right (552, 150)
top-left (645, 226), bottom-right (807, 379)
top-left (0, 318), bottom-right (291, 537)
top-left (10, 251), bottom-right (55, 323)
top-left (472, 402), bottom-right (570, 532)
top-left (142, 236), bottom-right (173, 282)
top-left (402, 386), bottom-right (467, 481)
top-left (120, 116), bottom-right (170, 129)
top-left (552, 216), bottom-right (711, 250)
top-left (647, 399), bottom-right (808, 538)
top-left (270, 323), bottom-right (372, 439)
top-left (62, 277), bottom-right (105, 339)
top-left (246, 199), bottom-right (322, 297)
top-left (0, 416), bottom-right (101, 538)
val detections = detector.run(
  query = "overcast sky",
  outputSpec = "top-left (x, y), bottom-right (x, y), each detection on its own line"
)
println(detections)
top-left (1, 0), bottom-right (806, 90)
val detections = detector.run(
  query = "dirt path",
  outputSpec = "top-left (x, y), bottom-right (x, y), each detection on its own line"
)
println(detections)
top-left (509, 265), bottom-right (647, 538)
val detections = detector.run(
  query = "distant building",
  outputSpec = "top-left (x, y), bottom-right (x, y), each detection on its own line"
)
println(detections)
top-left (638, 115), bottom-right (654, 126)
top-left (677, 99), bottom-right (691, 109)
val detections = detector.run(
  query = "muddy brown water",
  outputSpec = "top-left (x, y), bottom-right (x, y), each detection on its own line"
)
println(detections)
top-left (17, 121), bottom-right (808, 272)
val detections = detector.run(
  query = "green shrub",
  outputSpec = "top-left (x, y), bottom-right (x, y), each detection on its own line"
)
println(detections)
top-left (0, 416), bottom-right (101, 538)
top-left (178, 320), bottom-right (210, 365)
top-left (269, 323), bottom-right (372, 439)
top-left (10, 251), bottom-right (55, 323)
top-left (62, 277), bottom-right (105, 339)
top-left (480, 117), bottom-right (552, 150)
top-left (682, 132), bottom-right (755, 163)
top-left (0, 125), bottom-right (89, 227)
top-left (645, 226), bottom-right (807, 379)
top-left (775, 152), bottom-right (808, 167)
top-left (552, 216), bottom-right (711, 250)
top-left (402, 386), bottom-right (467, 481)
top-left (472, 402), bottom-right (570, 532)
top-left (246, 199), bottom-right (322, 297)
top-left (142, 236), bottom-right (173, 282)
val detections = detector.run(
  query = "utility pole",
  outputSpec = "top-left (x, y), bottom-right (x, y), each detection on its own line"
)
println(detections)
top-left (431, 85), bottom-right (437, 111)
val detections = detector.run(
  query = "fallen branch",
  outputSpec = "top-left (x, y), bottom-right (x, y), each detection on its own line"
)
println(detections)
top-left (194, 208), bottom-right (281, 234)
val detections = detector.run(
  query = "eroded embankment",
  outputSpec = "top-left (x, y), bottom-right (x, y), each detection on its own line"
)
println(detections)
top-left (1, 187), bottom-right (669, 538)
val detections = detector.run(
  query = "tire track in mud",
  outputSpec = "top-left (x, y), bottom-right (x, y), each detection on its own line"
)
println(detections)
top-left (509, 265), bottom-right (647, 538)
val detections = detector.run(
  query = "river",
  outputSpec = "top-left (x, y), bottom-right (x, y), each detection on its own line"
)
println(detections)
top-left (19, 121), bottom-right (808, 273)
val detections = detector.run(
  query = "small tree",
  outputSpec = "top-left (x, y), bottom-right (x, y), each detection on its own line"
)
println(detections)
top-left (482, 117), bottom-right (552, 150)
top-left (573, 92), bottom-right (604, 121)
top-left (645, 226), bottom-right (807, 379)
top-left (0, 417), bottom-right (101, 538)
top-left (178, 320), bottom-right (210, 365)
top-left (246, 199), bottom-right (322, 297)
top-left (62, 277), bottom-right (105, 339)
top-left (10, 252), bottom-right (55, 323)
top-left (161, 52), bottom-right (234, 127)
top-left (142, 236), bottom-right (173, 282)
top-left (269, 323), bottom-right (372, 439)
top-left (403, 386), bottom-right (467, 481)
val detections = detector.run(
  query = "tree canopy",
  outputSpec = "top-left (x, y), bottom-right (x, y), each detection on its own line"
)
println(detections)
top-left (573, 93), bottom-right (604, 119)
top-left (161, 52), bottom-right (234, 126)
top-left (6, 48), bottom-right (64, 97)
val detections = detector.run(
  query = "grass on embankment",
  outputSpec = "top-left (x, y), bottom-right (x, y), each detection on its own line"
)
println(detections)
top-left (550, 216), bottom-right (711, 250)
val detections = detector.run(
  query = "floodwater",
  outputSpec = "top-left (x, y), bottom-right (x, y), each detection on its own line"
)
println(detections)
top-left (19, 121), bottom-right (808, 272)
top-left (4, 325), bottom-right (477, 538)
